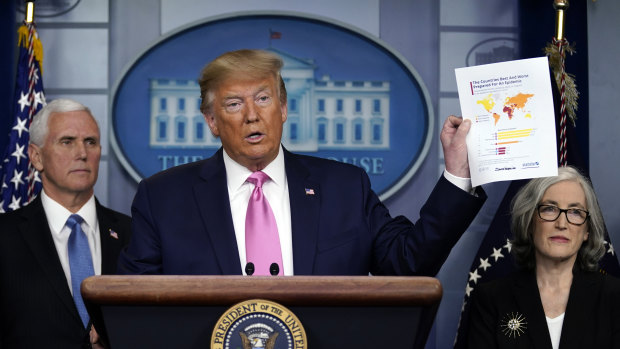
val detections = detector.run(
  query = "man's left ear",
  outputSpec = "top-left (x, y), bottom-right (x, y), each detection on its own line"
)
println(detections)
top-left (28, 144), bottom-right (44, 172)
top-left (584, 232), bottom-right (589, 241)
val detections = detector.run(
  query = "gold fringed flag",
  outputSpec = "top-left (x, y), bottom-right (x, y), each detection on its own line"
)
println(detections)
top-left (0, 22), bottom-right (46, 212)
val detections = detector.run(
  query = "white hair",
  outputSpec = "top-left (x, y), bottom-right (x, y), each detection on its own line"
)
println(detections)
top-left (29, 98), bottom-right (95, 147)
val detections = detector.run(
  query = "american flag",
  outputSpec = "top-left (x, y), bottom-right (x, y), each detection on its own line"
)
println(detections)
top-left (0, 22), bottom-right (45, 213)
top-left (270, 30), bottom-right (282, 40)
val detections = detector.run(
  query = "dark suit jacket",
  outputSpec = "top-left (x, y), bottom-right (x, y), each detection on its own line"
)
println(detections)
top-left (467, 268), bottom-right (620, 348)
top-left (0, 196), bottom-right (131, 349)
top-left (118, 148), bottom-right (486, 276)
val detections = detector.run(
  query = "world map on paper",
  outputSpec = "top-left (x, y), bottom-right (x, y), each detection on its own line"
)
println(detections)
top-left (476, 93), bottom-right (535, 125)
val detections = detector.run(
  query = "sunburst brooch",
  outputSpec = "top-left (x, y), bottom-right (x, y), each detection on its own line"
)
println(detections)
top-left (500, 312), bottom-right (527, 338)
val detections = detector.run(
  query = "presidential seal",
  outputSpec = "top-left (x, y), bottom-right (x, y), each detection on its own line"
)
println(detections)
top-left (211, 299), bottom-right (307, 349)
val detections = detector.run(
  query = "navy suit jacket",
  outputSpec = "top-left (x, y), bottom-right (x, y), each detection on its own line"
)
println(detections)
top-left (119, 148), bottom-right (486, 276)
top-left (0, 195), bottom-right (131, 348)
top-left (467, 268), bottom-right (620, 348)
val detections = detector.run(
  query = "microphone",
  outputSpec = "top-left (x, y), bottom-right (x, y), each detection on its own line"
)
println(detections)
top-left (270, 263), bottom-right (280, 276)
top-left (245, 262), bottom-right (255, 276)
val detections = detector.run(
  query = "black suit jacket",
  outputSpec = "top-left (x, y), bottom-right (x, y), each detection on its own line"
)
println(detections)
top-left (119, 147), bottom-right (487, 276)
top-left (0, 196), bottom-right (131, 349)
top-left (467, 268), bottom-right (620, 348)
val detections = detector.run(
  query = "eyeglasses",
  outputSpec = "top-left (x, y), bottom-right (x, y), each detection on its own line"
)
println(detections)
top-left (537, 205), bottom-right (589, 225)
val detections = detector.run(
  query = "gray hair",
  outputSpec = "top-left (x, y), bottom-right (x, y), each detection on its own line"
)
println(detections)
top-left (511, 166), bottom-right (606, 271)
top-left (29, 98), bottom-right (94, 147)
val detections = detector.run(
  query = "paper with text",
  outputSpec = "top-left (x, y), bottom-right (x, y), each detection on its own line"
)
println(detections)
top-left (455, 57), bottom-right (558, 187)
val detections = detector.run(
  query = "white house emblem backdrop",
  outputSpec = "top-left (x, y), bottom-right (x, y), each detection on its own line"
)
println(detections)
top-left (111, 13), bottom-right (433, 200)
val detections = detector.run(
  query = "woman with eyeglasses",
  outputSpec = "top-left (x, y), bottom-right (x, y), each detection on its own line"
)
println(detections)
top-left (467, 166), bottom-right (620, 349)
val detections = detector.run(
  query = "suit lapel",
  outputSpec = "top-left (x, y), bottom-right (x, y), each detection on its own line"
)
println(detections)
top-left (96, 200), bottom-right (125, 275)
top-left (194, 149), bottom-right (242, 274)
top-left (284, 150), bottom-right (320, 275)
top-left (512, 272), bottom-right (553, 349)
top-left (558, 269), bottom-right (597, 349)
top-left (19, 196), bottom-right (82, 325)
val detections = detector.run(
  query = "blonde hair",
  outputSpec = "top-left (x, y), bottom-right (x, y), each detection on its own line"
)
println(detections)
top-left (198, 49), bottom-right (287, 115)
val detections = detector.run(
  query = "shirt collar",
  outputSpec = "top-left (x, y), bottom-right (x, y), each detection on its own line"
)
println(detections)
top-left (40, 189), bottom-right (98, 233)
top-left (223, 145), bottom-right (286, 192)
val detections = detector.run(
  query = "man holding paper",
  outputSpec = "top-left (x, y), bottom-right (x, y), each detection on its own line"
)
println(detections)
top-left (118, 49), bottom-right (486, 277)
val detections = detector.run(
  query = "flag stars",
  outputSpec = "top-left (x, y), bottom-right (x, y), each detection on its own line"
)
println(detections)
top-left (491, 247), bottom-right (505, 261)
top-left (608, 243), bottom-right (615, 256)
top-left (11, 144), bottom-right (27, 165)
top-left (465, 283), bottom-right (474, 297)
top-left (478, 258), bottom-right (492, 272)
top-left (32, 170), bottom-right (41, 184)
top-left (8, 195), bottom-right (21, 211)
top-left (27, 170), bottom-right (38, 182)
top-left (10, 169), bottom-right (24, 190)
top-left (34, 91), bottom-right (45, 109)
top-left (17, 91), bottom-right (30, 112)
top-left (0, 200), bottom-right (4, 214)
top-left (12, 117), bottom-right (29, 138)
top-left (469, 269), bottom-right (482, 284)
top-left (32, 67), bottom-right (40, 84)
top-left (503, 239), bottom-right (512, 253)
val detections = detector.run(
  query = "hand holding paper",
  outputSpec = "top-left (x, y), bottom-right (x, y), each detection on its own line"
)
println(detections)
top-left (455, 57), bottom-right (558, 187)
top-left (440, 115), bottom-right (472, 179)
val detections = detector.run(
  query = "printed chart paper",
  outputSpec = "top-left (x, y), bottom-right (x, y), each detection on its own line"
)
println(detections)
top-left (455, 57), bottom-right (558, 187)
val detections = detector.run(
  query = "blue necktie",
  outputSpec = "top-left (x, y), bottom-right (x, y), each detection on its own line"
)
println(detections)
top-left (66, 214), bottom-right (94, 328)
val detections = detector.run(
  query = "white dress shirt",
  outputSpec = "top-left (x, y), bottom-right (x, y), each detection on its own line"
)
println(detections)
top-left (224, 146), bottom-right (294, 275)
top-left (223, 145), bottom-right (474, 276)
top-left (546, 312), bottom-right (565, 349)
top-left (444, 169), bottom-right (474, 194)
top-left (41, 190), bottom-right (102, 294)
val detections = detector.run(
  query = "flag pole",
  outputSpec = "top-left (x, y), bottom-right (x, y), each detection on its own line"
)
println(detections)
top-left (554, 0), bottom-right (569, 167)
top-left (554, 0), bottom-right (568, 41)
top-left (546, 0), bottom-right (578, 167)
top-left (25, 1), bottom-right (41, 199)
top-left (25, 1), bottom-right (34, 23)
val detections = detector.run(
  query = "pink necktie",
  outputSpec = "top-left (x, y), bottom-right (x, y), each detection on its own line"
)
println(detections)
top-left (245, 171), bottom-right (283, 276)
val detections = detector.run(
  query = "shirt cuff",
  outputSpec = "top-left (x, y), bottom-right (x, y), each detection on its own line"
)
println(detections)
top-left (443, 169), bottom-right (475, 195)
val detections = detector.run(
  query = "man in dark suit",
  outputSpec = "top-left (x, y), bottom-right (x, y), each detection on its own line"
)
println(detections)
top-left (118, 49), bottom-right (485, 277)
top-left (0, 99), bottom-right (131, 348)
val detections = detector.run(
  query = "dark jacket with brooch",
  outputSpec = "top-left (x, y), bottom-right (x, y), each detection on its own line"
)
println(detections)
top-left (467, 268), bottom-right (620, 348)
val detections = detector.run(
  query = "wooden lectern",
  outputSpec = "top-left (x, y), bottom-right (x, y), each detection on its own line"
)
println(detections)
top-left (82, 275), bottom-right (442, 348)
